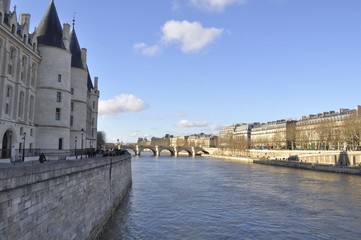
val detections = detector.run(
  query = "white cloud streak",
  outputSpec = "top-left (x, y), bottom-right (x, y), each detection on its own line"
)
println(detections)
top-left (134, 20), bottom-right (223, 56)
top-left (133, 42), bottom-right (161, 56)
top-left (190, 0), bottom-right (248, 12)
top-left (161, 20), bottom-right (223, 53)
top-left (176, 119), bottom-right (209, 128)
top-left (99, 94), bottom-right (149, 118)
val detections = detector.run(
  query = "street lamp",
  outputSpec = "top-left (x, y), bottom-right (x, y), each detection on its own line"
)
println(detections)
top-left (75, 136), bottom-right (78, 159)
top-left (22, 132), bottom-right (26, 162)
top-left (80, 128), bottom-right (84, 159)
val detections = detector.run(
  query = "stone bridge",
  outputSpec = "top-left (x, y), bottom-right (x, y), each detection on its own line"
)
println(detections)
top-left (121, 145), bottom-right (209, 157)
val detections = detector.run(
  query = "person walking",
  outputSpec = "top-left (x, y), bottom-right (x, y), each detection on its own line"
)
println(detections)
top-left (39, 153), bottom-right (46, 163)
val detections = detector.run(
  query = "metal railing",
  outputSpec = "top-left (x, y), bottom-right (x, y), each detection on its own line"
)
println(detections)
top-left (0, 148), bottom-right (98, 161)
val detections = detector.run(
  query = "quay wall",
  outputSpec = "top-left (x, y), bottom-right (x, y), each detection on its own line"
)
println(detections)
top-left (213, 149), bottom-right (361, 166)
top-left (0, 155), bottom-right (132, 240)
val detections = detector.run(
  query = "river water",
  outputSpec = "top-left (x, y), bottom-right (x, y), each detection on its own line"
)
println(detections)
top-left (99, 155), bottom-right (361, 239)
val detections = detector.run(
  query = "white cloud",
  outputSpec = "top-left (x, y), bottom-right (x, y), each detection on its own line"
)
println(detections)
top-left (190, 0), bottom-right (248, 12)
top-left (161, 20), bottom-right (223, 53)
top-left (99, 94), bottom-right (149, 118)
top-left (133, 20), bottom-right (223, 56)
top-left (209, 124), bottom-right (224, 132)
top-left (133, 42), bottom-right (161, 57)
top-left (176, 119), bottom-right (209, 128)
top-left (172, 0), bottom-right (181, 11)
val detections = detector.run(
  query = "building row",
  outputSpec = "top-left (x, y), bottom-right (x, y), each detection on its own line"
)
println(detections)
top-left (219, 106), bottom-right (361, 151)
top-left (137, 133), bottom-right (218, 148)
top-left (0, 0), bottom-right (99, 160)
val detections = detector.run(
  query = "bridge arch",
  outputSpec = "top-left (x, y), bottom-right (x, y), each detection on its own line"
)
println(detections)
top-left (138, 147), bottom-right (156, 156)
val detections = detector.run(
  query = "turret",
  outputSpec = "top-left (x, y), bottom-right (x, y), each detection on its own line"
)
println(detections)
top-left (34, 0), bottom-right (72, 150)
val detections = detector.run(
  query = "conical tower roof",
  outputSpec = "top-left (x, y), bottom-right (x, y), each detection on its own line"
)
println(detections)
top-left (70, 28), bottom-right (84, 68)
top-left (87, 68), bottom-right (94, 90)
top-left (37, 0), bottom-right (65, 49)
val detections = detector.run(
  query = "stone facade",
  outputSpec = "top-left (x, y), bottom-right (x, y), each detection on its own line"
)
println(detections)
top-left (0, 155), bottom-right (132, 240)
top-left (0, 0), bottom-right (99, 160)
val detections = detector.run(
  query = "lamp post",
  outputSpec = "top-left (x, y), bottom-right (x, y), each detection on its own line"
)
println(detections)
top-left (81, 128), bottom-right (84, 159)
top-left (75, 136), bottom-right (78, 159)
top-left (22, 132), bottom-right (26, 162)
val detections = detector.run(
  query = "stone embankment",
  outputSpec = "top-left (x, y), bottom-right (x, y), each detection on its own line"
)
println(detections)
top-left (206, 149), bottom-right (361, 175)
top-left (0, 155), bottom-right (132, 240)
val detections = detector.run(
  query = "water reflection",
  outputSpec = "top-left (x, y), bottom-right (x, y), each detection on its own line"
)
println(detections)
top-left (100, 156), bottom-right (361, 240)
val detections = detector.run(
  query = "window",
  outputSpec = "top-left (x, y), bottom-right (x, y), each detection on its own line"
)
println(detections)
top-left (71, 102), bottom-right (74, 111)
top-left (58, 74), bottom-right (62, 82)
top-left (5, 103), bottom-right (9, 114)
top-left (10, 48), bottom-right (15, 59)
top-left (18, 92), bottom-right (24, 118)
top-left (56, 92), bottom-right (62, 102)
top-left (31, 64), bottom-right (37, 87)
top-left (7, 64), bottom-right (12, 75)
top-left (30, 129), bottom-right (33, 137)
top-left (29, 96), bottom-right (34, 121)
top-left (58, 138), bottom-right (63, 150)
top-left (70, 115), bottom-right (73, 126)
top-left (7, 86), bottom-right (11, 98)
top-left (92, 118), bottom-right (94, 126)
top-left (71, 88), bottom-right (74, 95)
top-left (92, 101), bottom-right (95, 109)
top-left (55, 108), bottom-right (61, 120)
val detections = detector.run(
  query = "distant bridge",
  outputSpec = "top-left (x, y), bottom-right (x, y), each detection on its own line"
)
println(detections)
top-left (121, 145), bottom-right (209, 157)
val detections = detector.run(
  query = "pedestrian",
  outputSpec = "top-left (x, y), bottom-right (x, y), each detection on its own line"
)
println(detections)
top-left (39, 153), bottom-right (46, 163)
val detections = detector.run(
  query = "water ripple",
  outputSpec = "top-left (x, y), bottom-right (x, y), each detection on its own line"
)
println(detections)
top-left (100, 156), bottom-right (361, 240)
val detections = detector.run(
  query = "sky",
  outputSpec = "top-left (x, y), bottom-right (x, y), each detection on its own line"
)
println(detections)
top-left (12, 0), bottom-right (361, 143)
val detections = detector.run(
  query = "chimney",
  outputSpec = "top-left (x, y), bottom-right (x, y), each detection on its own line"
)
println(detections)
top-left (20, 13), bottom-right (30, 25)
top-left (94, 77), bottom-right (98, 89)
top-left (3, 0), bottom-right (10, 14)
top-left (62, 23), bottom-right (70, 50)
top-left (81, 48), bottom-right (87, 69)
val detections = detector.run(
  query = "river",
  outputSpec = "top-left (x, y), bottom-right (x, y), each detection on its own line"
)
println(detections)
top-left (99, 155), bottom-right (361, 239)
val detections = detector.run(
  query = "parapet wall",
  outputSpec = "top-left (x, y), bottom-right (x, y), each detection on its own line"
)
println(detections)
top-left (215, 149), bottom-right (361, 166)
top-left (0, 155), bottom-right (132, 240)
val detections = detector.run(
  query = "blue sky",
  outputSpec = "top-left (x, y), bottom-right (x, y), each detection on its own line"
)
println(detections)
top-left (13, 0), bottom-right (361, 143)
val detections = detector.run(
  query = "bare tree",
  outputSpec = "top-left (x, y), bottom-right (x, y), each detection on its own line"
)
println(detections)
top-left (97, 131), bottom-right (107, 149)
top-left (342, 113), bottom-right (361, 150)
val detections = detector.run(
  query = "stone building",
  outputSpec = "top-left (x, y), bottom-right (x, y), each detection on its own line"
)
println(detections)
top-left (170, 136), bottom-right (189, 147)
top-left (0, 0), bottom-right (99, 160)
top-left (187, 133), bottom-right (218, 148)
top-left (250, 120), bottom-right (296, 150)
top-left (294, 106), bottom-right (361, 150)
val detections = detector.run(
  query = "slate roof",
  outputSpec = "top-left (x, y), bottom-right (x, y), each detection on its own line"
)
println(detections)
top-left (70, 28), bottom-right (84, 69)
top-left (87, 68), bottom-right (94, 90)
top-left (36, 0), bottom-right (65, 49)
